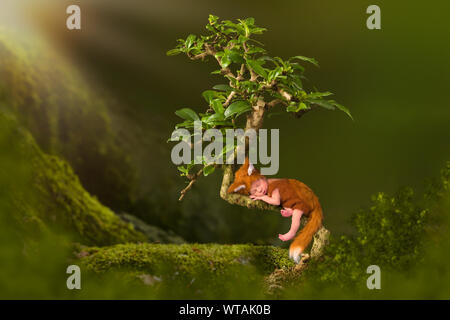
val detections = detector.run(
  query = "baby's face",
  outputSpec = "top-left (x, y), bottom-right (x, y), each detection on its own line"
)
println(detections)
top-left (250, 178), bottom-right (268, 196)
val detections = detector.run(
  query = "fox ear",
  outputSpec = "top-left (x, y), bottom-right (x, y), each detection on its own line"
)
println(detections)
top-left (233, 184), bottom-right (246, 192)
top-left (228, 180), bottom-right (246, 194)
top-left (248, 162), bottom-right (255, 176)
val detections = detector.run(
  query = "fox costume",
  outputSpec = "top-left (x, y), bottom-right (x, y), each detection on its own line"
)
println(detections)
top-left (227, 158), bottom-right (323, 263)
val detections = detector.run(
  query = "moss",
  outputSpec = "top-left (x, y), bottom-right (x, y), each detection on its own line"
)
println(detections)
top-left (32, 154), bottom-right (147, 245)
top-left (0, 111), bottom-right (147, 245)
top-left (77, 242), bottom-right (294, 297)
top-left (81, 243), bottom-right (294, 274)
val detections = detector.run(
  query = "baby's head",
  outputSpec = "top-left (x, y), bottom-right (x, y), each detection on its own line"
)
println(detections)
top-left (250, 178), bottom-right (268, 196)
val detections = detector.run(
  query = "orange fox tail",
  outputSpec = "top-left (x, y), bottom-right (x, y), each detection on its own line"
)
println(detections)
top-left (289, 203), bottom-right (323, 263)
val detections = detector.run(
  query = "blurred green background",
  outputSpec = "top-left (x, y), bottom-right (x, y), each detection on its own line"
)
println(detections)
top-left (0, 0), bottom-right (449, 299)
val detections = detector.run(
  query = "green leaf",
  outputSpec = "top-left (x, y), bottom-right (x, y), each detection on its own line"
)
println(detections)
top-left (175, 120), bottom-right (195, 129)
top-left (177, 166), bottom-right (189, 175)
top-left (306, 99), bottom-right (352, 119)
top-left (260, 56), bottom-right (277, 65)
top-left (235, 108), bottom-right (252, 119)
top-left (290, 55), bottom-right (319, 67)
top-left (267, 67), bottom-right (282, 83)
top-left (308, 91), bottom-right (333, 99)
top-left (224, 100), bottom-right (252, 119)
top-left (289, 74), bottom-right (303, 90)
top-left (246, 59), bottom-right (267, 79)
top-left (329, 101), bottom-right (353, 120)
top-left (202, 113), bottom-right (222, 122)
top-left (185, 34), bottom-right (196, 49)
top-left (208, 14), bottom-right (219, 25)
top-left (307, 99), bottom-right (336, 110)
top-left (247, 38), bottom-right (265, 46)
top-left (210, 99), bottom-right (225, 115)
top-left (202, 165), bottom-right (216, 176)
top-left (166, 49), bottom-right (181, 56)
top-left (250, 27), bottom-right (267, 35)
top-left (226, 50), bottom-right (245, 64)
top-left (286, 103), bottom-right (298, 112)
top-left (202, 90), bottom-right (217, 104)
top-left (238, 19), bottom-right (251, 36)
top-left (291, 63), bottom-right (305, 73)
top-left (286, 102), bottom-right (310, 113)
top-left (244, 17), bottom-right (255, 26)
top-left (213, 84), bottom-right (234, 92)
top-left (175, 108), bottom-right (199, 121)
top-left (222, 20), bottom-right (245, 35)
top-left (220, 54), bottom-right (232, 68)
top-left (298, 102), bottom-right (309, 111)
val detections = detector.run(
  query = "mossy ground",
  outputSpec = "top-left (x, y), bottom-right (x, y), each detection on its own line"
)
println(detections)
top-left (76, 242), bottom-right (295, 298)
top-left (80, 243), bottom-right (294, 275)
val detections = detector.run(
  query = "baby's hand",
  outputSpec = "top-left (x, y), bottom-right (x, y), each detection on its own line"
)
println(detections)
top-left (250, 195), bottom-right (263, 200)
top-left (280, 208), bottom-right (293, 217)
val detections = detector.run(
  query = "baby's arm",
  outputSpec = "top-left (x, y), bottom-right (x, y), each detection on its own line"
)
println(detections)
top-left (279, 209), bottom-right (303, 241)
top-left (250, 188), bottom-right (281, 206)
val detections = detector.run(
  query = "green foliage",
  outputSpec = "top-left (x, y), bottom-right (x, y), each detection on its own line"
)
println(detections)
top-left (301, 188), bottom-right (429, 288)
top-left (167, 15), bottom-right (352, 178)
top-left (352, 189), bottom-right (427, 268)
top-left (283, 162), bottom-right (450, 297)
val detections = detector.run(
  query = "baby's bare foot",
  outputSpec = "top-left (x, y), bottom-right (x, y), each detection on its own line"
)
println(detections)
top-left (278, 233), bottom-right (294, 241)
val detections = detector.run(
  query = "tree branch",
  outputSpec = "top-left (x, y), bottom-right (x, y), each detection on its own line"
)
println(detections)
top-left (224, 91), bottom-right (236, 107)
top-left (188, 44), bottom-right (237, 79)
top-left (179, 169), bottom-right (203, 201)
top-left (245, 98), bottom-right (266, 131)
top-left (188, 52), bottom-right (208, 61)
top-left (237, 64), bottom-right (246, 81)
top-left (278, 88), bottom-right (292, 101)
top-left (267, 99), bottom-right (285, 108)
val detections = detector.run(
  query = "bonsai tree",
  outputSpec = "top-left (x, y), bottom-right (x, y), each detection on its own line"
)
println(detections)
top-left (167, 15), bottom-right (352, 256)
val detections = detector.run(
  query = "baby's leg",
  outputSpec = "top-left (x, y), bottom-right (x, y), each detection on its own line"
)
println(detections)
top-left (279, 209), bottom-right (303, 241)
top-left (280, 207), bottom-right (293, 217)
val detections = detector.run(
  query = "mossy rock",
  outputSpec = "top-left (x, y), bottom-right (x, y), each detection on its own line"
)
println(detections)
top-left (77, 242), bottom-right (295, 297)
top-left (0, 111), bottom-right (146, 245)
top-left (81, 243), bottom-right (294, 274)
